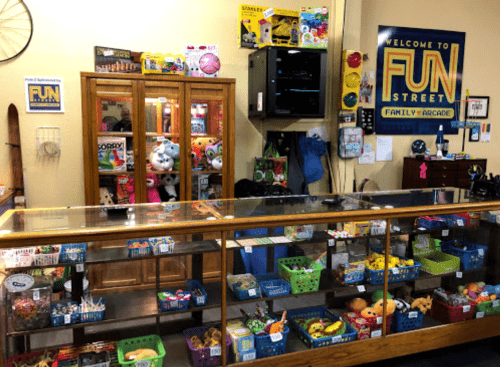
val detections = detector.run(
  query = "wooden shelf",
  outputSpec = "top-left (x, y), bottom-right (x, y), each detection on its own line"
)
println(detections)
top-left (146, 132), bottom-right (181, 138)
top-left (147, 170), bottom-right (181, 175)
top-left (191, 170), bottom-right (222, 175)
top-left (98, 171), bottom-right (134, 176)
top-left (190, 135), bottom-right (223, 140)
top-left (97, 132), bottom-right (134, 137)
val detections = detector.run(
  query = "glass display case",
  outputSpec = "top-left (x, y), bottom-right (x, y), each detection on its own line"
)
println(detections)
top-left (1, 189), bottom-right (500, 366)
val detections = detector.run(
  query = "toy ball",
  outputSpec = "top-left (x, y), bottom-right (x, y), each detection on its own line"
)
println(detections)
top-left (349, 298), bottom-right (368, 312)
top-left (199, 53), bottom-right (220, 75)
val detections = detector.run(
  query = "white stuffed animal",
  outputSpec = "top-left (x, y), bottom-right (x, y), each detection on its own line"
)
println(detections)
top-left (149, 146), bottom-right (174, 171)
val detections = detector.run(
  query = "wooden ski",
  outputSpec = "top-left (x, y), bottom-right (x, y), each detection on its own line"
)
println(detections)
top-left (7, 104), bottom-right (25, 204)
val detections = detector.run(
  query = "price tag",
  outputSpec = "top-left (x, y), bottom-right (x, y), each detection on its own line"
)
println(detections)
top-left (476, 312), bottom-right (485, 318)
top-left (493, 300), bottom-right (499, 308)
top-left (331, 335), bottom-right (342, 343)
top-left (357, 285), bottom-right (366, 293)
top-left (76, 263), bottom-right (84, 273)
top-left (136, 361), bottom-right (150, 367)
top-left (210, 345), bottom-right (221, 357)
top-left (158, 213), bottom-right (167, 220)
top-left (64, 314), bottom-right (71, 324)
top-left (170, 300), bottom-right (178, 308)
top-left (457, 219), bottom-right (464, 226)
top-left (196, 296), bottom-right (205, 305)
top-left (14, 256), bottom-right (20, 264)
top-left (33, 290), bottom-right (40, 301)
top-left (328, 239), bottom-right (335, 247)
top-left (243, 351), bottom-right (256, 361)
top-left (270, 333), bottom-right (283, 342)
top-left (304, 268), bottom-right (313, 273)
top-left (408, 311), bottom-right (418, 319)
top-left (463, 305), bottom-right (471, 313)
top-left (263, 8), bottom-right (275, 18)
top-left (357, 264), bottom-right (364, 270)
top-left (245, 246), bottom-right (253, 253)
top-left (371, 330), bottom-right (382, 337)
top-left (159, 244), bottom-right (169, 254)
top-left (442, 229), bottom-right (449, 237)
top-left (478, 249), bottom-right (485, 256)
top-left (103, 50), bottom-right (114, 56)
top-left (392, 268), bottom-right (399, 274)
top-left (157, 136), bottom-right (166, 142)
top-left (456, 271), bottom-right (463, 278)
top-left (376, 316), bottom-right (383, 324)
top-left (480, 292), bottom-right (489, 297)
top-left (248, 288), bottom-right (257, 297)
top-left (158, 97), bottom-right (167, 103)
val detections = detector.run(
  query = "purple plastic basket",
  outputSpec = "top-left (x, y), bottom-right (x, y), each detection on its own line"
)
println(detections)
top-left (183, 324), bottom-right (232, 367)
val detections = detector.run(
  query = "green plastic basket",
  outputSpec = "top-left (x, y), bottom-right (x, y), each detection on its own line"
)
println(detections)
top-left (414, 251), bottom-right (460, 275)
top-left (476, 300), bottom-right (500, 317)
top-left (117, 334), bottom-right (166, 367)
top-left (277, 256), bottom-right (322, 294)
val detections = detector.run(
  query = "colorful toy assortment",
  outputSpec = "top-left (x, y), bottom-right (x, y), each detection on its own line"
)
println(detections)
top-left (190, 326), bottom-right (222, 349)
top-left (365, 252), bottom-right (415, 271)
top-left (294, 316), bottom-right (346, 340)
top-left (127, 239), bottom-right (151, 258)
top-left (240, 305), bottom-right (286, 335)
top-left (140, 52), bottom-right (186, 75)
top-left (299, 6), bottom-right (329, 48)
top-left (191, 137), bottom-right (223, 171)
top-left (158, 289), bottom-right (192, 311)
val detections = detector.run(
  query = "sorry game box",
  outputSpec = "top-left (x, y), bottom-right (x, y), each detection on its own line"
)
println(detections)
top-left (98, 137), bottom-right (127, 172)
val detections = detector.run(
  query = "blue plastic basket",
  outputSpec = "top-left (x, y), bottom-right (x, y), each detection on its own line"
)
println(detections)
top-left (127, 239), bottom-right (151, 258)
top-left (50, 302), bottom-right (79, 327)
top-left (255, 273), bottom-right (281, 282)
top-left (259, 279), bottom-right (291, 297)
top-left (60, 243), bottom-right (86, 263)
top-left (440, 240), bottom-right (487, 271)
top-left (79, 299), bottom-right (106, 323)
top-left (228, 274), bottom-right (262, 300)
top-left (392, 310), bottom-right (423, 332)
top-left (365, 257), bottom-right (422, 285)
top-left (288, 307), bottom-right (357, 349)
top-left (417, 216), bottom-right (447, 229)
top-left (255, 325), bottom-right (289, 358)
top-left (186, 280), bottom-right (207, 307)
top-left (158, 292), bottom-right (191, 312)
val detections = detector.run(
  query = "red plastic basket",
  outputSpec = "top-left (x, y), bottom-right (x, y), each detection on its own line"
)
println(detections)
top-left (346, 302), bottom-right (393, 331)
top-left (430, 298), bottom-right (476, 324)
top-left (7, 350), bottom-right (58, 367)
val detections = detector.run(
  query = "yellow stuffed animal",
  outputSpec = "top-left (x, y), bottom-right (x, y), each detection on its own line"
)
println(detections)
top-left (411, 295), bottom-right (432, 314)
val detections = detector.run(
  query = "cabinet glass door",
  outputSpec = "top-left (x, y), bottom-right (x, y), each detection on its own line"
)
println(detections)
top-left (187, 85), bottom-right (227, 201)
top-left (94, 84), bottom-right (137, 206)
top-left (143, 82), bottom-right (184, 203)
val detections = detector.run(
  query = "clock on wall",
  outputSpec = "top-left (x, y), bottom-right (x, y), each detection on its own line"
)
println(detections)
top-left (0, 0), bottom-right (33, 62)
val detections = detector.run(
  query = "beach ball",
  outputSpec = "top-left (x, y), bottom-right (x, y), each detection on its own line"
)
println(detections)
top-left (199, 53), bottom-right (220, 75)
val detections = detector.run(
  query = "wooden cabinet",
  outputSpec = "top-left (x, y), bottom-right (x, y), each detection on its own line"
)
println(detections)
top-left (402, 157), bottom-right (487, 189)
top-left (81, 72), bottom-right (235, 290)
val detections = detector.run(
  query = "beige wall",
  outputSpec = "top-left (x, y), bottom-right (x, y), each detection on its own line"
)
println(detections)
top-left (0, 0), bottom-right (342, 208)
top-left (348, 0), bottom-right (500, 190)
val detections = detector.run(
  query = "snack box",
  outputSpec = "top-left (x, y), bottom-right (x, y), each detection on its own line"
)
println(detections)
top-left (344, 221), bottom-right (370, 237)
top-left (227, 320), bottom-right (255, 354)
top-left (343, 312), bottom-right (370, 340)
top-left (235, 349), bottom-right (257, 363)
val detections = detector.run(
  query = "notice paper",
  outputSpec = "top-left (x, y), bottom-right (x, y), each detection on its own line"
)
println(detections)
top-left (359, 151), bottom-right (375, 164)
top-left (376, 136), bottom-right (393, 161)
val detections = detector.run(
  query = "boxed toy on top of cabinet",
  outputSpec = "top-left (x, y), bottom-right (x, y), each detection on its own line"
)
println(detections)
top-left (299, 6), bottom-right (329, 48)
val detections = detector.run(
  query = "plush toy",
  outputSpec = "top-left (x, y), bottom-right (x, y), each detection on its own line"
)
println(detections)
top-left (100, 187), bottom-right (114, 205)
top-left (360, 307), bottom-right (377, 318)
top-left (205, 141), bottom-right (222, 164)
top-left (211, 156), bottom-right (222, 170)
top-left (192, 137), bottom-right (217, 153)
top-left (158, 174), bottom-right (180, 202)
top-left (349, 298), bottom-right (368, 312)
top-left (161, 139), bottom-right (180, 159)
top-left (150, 145), bottom-right (174, 171)
top-left (191, 146), bottom-right (203, 168)
top-left (394, 298), bottom-right (411, 313)
top-left (373, 298), bottom-right (396, 315)
top-left (411, 296), bottom-right (433, 314)
top-left (145, 174), bottom-right (161, 203)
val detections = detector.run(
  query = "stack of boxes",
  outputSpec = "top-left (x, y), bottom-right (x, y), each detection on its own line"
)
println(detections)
top-left (227, 320), bottom-right (256, 362)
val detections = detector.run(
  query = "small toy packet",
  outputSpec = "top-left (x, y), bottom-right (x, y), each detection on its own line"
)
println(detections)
top-left (141, 52), bottom-right (186, 75)
top-left (184, 44), bottom-right (220, 78)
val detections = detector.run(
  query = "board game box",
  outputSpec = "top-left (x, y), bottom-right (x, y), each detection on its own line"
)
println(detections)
top-left (98, 137), bottom-right (126, 172)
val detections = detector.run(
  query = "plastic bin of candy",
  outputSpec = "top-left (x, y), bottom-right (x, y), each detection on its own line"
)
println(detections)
top-left (183, 325), bottom-right (232, 367)
top-left (288, 307), bottom-right (357, 349)
top-left (79, 298), bottom-right (106, 323)
top-left (6, 350), bottom-right (58, 367)
top-left (50, 302), bottom-right (79, 327)
top-left (158, 290), bottom-right (192, 311)
top-left (78, 350), bottom-right (111, 367)
top-left (277, 256), bottom-right (322, 294)
top-left (127, 239), bottom-right (151, 258)
top-left (416, 216), bottom-right (447, 229)
top-left (2, 247), bottom-right (36, 268)
top-left (33, 245), bottom-right (61, 266)
top-left (187, 280), bottom-right (208, 307)
top-left (60, 243), bottom-right (86, 263)
top-left (10, 276), bottom-right (53, 331)
top-left (150, 236), bottom-right (175, 255)
top-left (440, 239), bottom-right (487, 271)
top-left (227, 274), bottom-right (262, 300)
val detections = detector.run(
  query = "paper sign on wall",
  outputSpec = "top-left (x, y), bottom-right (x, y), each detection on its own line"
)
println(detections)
top-left (376, 136), bottom-right (392, 161)
top-left (24, 77), bottom-right (65, 113)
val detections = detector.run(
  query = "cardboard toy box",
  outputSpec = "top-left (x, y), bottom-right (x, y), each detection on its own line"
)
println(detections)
top-left (343, 312), bottom-right (370, 340)
top-left (97, 137), bottom-right (126, 172)
top-left (299, 6), bottom-right (329, 48)
top-left (344, 221), bottom-right (370, 237)
top-left (238, 5), bottom-right (300, 48)
top-left (227, 320), bottom-right (255, 354)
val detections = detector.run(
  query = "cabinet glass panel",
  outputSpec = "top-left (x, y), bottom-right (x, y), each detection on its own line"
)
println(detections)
top-left (145, 97), bottom-right (181, 203)
top-left (190, 99), bottom-right (223, 200)
top-left (96, 97), bottom-right (134, 205)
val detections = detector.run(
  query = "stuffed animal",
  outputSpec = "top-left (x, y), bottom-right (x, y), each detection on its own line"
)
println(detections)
top-left (158, 174), bottom-right (180, 202)
top-left (373, 298), bottom-right (396, 315)
top-left (192, 137), bottom-right (217, 153)
top-left (411, 296), bottom-right (433, 314)
top-left (161, 139), bottom-right (180, 159)
top-left (127, 178), bottom-right (136, 204)
top-left (146, 174), bottom-right (161, 203)
top-left (349, 298), bottom-right (368, 312)
top-left (205, 141), bottom-right (222, 164)
top-left (100, 187), bottom-right (114, 205)
top-left (211, 156), bottom-right (223, 170)
top-left (191, 146), bottom-right (203, 168)
top-left (149, 145), bottom-right (174, 171)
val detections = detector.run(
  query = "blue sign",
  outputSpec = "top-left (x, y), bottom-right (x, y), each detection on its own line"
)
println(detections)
top-left (375, 26), bottom-right (465, 135)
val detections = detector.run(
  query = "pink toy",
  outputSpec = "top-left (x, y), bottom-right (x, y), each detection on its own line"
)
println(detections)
top-left (146, 174), bottom-right (161, 203)
top-left (199, 53), bottom-right (220, 75)
top-left (126, 178), bottom-right (136, 204)
top-left (420, 163), bottom-right (427, 179)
